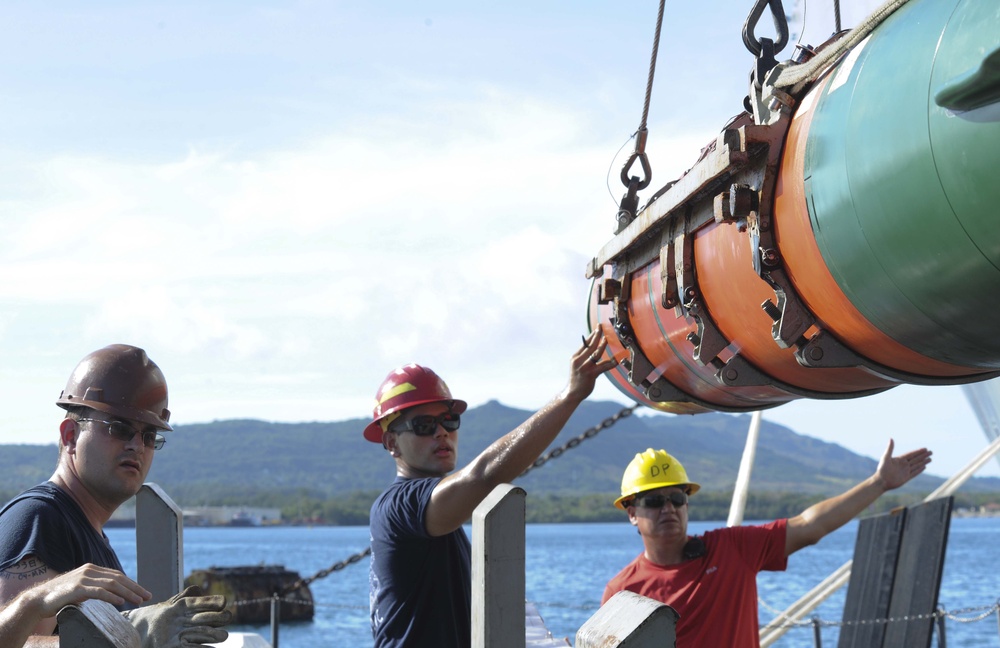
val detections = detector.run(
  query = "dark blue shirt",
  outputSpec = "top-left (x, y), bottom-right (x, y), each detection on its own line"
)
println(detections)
top-left (0, 481), bottom-right (123, 574)
top-left (369, 476), bottom-right (471, 648)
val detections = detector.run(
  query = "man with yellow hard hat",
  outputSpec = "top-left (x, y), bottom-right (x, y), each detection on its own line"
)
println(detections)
top-left (603, 442), bottom-right (932, 648)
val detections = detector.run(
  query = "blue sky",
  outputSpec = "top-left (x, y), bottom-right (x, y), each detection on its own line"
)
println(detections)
top-left (1, 0), bottom-right (996, 480)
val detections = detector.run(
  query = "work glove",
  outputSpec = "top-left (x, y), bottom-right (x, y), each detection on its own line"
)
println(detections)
top-left (123, 585), bottom-right (231, 648)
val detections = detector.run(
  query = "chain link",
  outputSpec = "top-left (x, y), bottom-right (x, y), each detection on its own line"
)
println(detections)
top-left (277, 546), bottom-right (371, 595)
top-left (232, 596), bottom-right (366, 611)
top-left (760, 601), bottom-right (1000, 631)
top-left (944, 601), bottom-right (1000, 624)
top-left (520, 405), bottom-right (639, 477)
top-left (235, 596), bottom-right (1000, 628)
top-left (270, 405), bottom-right (638, 593)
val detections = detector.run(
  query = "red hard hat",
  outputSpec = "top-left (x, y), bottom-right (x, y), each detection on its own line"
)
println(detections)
top-left (56, 344), bottom-right (172, 431)
top-left (363, 364), bottom-right (467, 443)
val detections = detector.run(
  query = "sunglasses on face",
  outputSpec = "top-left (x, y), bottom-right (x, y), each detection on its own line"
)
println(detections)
top-left (79, 418), bottom-right (166, 450)
top-left (389, 412), bottom-right (461, 436)
top-left (634, 491), bottom-right (688, 509)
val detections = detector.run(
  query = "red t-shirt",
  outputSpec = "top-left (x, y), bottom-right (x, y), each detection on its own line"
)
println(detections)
top-left (602, 519), bottom-right (788, 648)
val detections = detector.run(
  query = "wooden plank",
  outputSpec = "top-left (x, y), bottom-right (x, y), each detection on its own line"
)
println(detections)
top-left (837, 509), bottom-right (905, 648)
top-left (882, 497), bottom-right (953, 648)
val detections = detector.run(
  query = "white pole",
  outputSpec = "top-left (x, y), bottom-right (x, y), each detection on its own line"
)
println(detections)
top-left (727, 410), bottom-right (763, 527)
top-left (960, 380), bottom-right (1000, 471)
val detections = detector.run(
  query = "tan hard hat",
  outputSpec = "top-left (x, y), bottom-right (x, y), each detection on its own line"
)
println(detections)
top-left (56, 344), bottom-right (171, 431)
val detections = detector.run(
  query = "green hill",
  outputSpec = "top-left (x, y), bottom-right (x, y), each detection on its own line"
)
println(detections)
top-left (3, 401), bottom-right (998, 513)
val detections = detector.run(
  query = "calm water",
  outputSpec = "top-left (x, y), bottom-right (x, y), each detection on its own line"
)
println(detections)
top-left (107, 517), bottom-right (1000, 647)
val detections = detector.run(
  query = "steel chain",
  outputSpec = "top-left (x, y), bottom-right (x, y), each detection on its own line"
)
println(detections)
top-left (944, 601), bottom-right (1000, 624)
top-left (520, 405), bottom-right (639, 476)
top-left (278, 546), bottom-right (372, 595)
top-left (240, 596), bottom-right (1000, 625)
top-left (273, 404), bottom-right (639, 592)
top-left (233, 595), bottom-right (366, 611)
top-left (760, 601), bottom-right (1000, 630)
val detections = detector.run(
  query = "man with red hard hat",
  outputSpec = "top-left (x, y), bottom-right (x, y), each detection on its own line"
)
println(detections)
top-left (366, 329), bottom-right (617, 648)
top-left (0, 344), bottom-right (231, 647)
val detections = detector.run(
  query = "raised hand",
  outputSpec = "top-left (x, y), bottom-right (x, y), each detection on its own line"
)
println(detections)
top-left (566, 328), bottom-right (618, 401)
top-left (875, 438), bottom-right (933, 491)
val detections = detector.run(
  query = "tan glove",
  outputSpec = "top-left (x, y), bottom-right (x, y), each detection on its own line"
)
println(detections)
top-left (124, 585), bottom-right (231, 648)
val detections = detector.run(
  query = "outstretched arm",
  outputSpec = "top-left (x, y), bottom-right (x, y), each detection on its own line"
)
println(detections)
top-left (425, 328), bottom-right (618, 536)
top-left (785, 439), bottom-right (932, 556)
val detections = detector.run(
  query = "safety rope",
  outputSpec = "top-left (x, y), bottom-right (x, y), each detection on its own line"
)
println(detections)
top-left (771, 0), bottom-right (911, 94)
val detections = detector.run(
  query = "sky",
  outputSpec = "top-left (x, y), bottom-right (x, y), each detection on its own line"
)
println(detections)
top-left (1, 0), bottom-right (997, 480)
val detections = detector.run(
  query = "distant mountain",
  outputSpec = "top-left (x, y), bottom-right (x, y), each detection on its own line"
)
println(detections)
top-left (2, 400), bottom-right (998, 503)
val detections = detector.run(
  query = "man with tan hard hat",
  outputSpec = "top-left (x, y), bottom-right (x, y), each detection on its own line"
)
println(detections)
top-left (603, 442), bottom-right (932, 648)
top-left (366, 329), bottom-right (617, 648)
top-left (0, 344), bottom-right (231, 647)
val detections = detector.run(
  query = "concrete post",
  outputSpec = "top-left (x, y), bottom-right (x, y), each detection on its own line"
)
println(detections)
top-left (135, 483), bottom-right (183, 604)
top-left (576, 591), bottom-right (678, 648)
top-left (57, 599), bottom-right (140, 648)
top-left (472, 484), bottom-right (526, 648)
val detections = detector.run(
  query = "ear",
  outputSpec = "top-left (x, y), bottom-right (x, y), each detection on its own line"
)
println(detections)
top-left (382, 431), bottom-right (400, 457)
top-left (59, 419), bottom-right (79, 454)
top-left (627, 506), bottom-right (639, 527)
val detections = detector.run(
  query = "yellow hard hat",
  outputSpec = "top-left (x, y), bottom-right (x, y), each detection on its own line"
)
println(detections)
top-left (613, 448), bottom-right (700, 510)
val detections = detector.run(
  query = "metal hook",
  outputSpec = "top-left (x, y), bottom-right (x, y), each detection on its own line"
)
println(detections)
top-left (619, 129), bottom-right (652, 191)
top-left (743, 0), bottom-right (789, 57)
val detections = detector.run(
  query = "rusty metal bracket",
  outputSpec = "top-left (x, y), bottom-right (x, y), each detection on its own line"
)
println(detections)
top-left (598, 277), bottom-right (621, 305)
top-left (718, 351), bottom-right (892, 400)
top-left (610, 272), bottom-right (656, 392)
top-left (734, 111), bottom-right (822, 354)
top-left (611, 309), bottom-right (659, 393)
top-left (644, 374), bottom-right (777, 414)
top-left (660, 224), bottom-right (680, 309)
top-left (798, 330), bottom-right (1000, 386)
top-left (759, 267), bottom-right (814, 349)
top-left (685, 295), bottom-right (729, 369)
top-left (608, 268), bottom-right (704, 404)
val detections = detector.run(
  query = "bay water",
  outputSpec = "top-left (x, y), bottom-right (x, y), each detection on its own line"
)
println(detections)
top-left (107, 517), bottom-right (1000, 647)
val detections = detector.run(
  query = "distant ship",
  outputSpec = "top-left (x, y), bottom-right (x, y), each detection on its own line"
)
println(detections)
top-left (229, 511), bottom-right (262, 527)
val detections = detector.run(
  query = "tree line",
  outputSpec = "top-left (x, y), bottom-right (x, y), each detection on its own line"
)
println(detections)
top-left (3, 486), bottom-right (997, 526)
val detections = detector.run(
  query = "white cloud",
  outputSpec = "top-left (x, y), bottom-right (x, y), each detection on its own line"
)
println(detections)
top-left (2, 0), bottom-right (994, 484)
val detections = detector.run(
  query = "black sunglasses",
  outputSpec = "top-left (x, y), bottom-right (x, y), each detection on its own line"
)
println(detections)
top-left (79, 418), bottom-right (166, 450)
top-left (390, 412), bottom-right (461, 436)
top-left (634, 491), bottom-right (688, 509)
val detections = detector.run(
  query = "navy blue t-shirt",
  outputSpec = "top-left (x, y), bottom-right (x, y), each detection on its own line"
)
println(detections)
top-left (0, 481), bottom-right (123, 575)
top-left (369, 476), bottom-right (472, 648)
